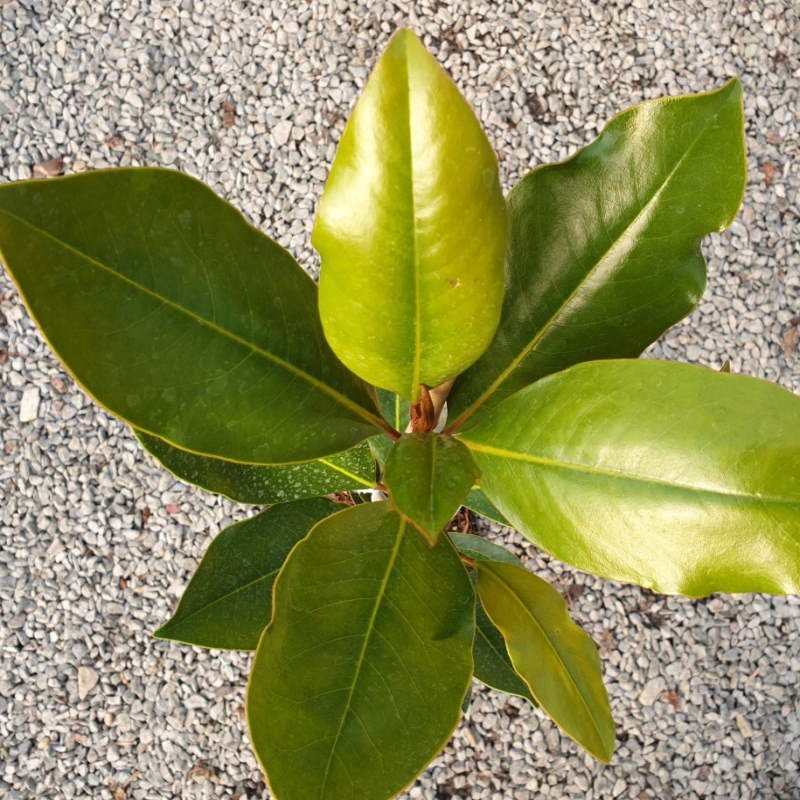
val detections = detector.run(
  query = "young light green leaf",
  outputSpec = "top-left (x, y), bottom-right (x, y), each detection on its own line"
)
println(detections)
top-left (447, 79), bottom-right (746, 427)
top-left (314, 29), bottom-right (507, 402)
top-left (137, 431), bottom-right (374, 504)
top-left (247, 502), bottom-right (474, 800)
top-left (476, 561), bottom-right (615, 761)
top-left (0, 168), bottom-right (386, 464)
top-left (154, 498), bottom-right (337, 650)
top-left (460, 359), bottom-right (800, 596)
top-left (384, 433), bottom-right (479, 543)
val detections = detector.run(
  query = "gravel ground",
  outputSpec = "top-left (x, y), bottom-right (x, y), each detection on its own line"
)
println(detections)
top-left (1, 1), bottom-right (799, 798)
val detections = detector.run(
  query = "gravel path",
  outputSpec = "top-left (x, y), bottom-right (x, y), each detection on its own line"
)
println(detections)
top-left (1, 1), bottom-right (798, 798)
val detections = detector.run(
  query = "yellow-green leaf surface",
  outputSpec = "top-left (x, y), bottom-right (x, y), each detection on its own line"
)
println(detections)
top-left (0, 168), bottom-right (385, 464)
top-left (384, 433), bottom-right (479, 543)
top-left (461, 359), bottom-right (800, 596)
top-left (154, 499), bottom-right (336, 650)
top-left (314, 29), bottom-right (507, 401)
top-left (476, 560), bottom-right (615, 761)
top-left (447, 80), bottom-right (746, 427)
top-left (137, 431), bottom-right (374, 504)
top-left (247, 502), bottom-right (474, 800)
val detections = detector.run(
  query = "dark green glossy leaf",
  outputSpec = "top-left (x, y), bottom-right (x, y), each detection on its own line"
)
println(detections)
top-left (377, 388), bottom-right (410, 431)
top-left (137, 431), bottom-right (374, 504)
top-left (463, 488), bottom-right (509, 526)
top-left (314, 29), bottom-right (507, 402)
top-left (367, 434), bottom-right (394, 474)
top-left (448, 80), bottom-right (746, 427)
top-left (384, 433), bottom-right (479, 543)
top-left (461, 359), bottom-right (800, 596)
top-left (476, 561), bottom-right (614, 761)
top-left (0, 168), bottom-right (385, 463)
top-left (247, 502), bottom-right (474, 800)
top-left (474, 582), bottom-right (537, 705)
top-left (154, 498), bottom-right (337, 650)
top-left (448, 532), bottom-right (519, 566)
top-left (449, 533), bottom-right (535, 704)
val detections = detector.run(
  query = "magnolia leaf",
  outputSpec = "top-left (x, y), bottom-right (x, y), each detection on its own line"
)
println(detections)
top-left (384, 433), bottom-right (479, 543)
top-left (448, 534), bottom-right (536, 704)
top-left (476, 560), bottom-right (615, 761)
top-left (460, 359), bottom-right (800, 596)
top-left (247, 502), bottom-right (474, 800)
top-left (0, 168), bottom-right (386, 463)
top-left (376, 388), bottom-right (411, 431)
top-left (463, 488), bottom-right (509, 526)
top-left (154, 498), bottom-right (337, 650)
top-left (448, 80), bottom-right (746, 427)
top-left (314, 29), bottom-right (507, 402)
top-left (448, 532), bottom-right (519, 566)
top-left (137, 431), bottom-right (375, 504)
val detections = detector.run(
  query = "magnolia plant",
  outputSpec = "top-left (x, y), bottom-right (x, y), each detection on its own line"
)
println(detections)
top-left (1, 28), bottom-right (798, 800)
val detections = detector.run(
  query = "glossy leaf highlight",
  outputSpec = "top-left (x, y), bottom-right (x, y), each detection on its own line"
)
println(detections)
top-left (448, 79), bottom-right (746, 426)
top-left (247, 502), bottom-right (474, 800)
top-left (477, 561), bottom-right (615, 761)
top-left (384, 433), bottom-right (479, 543)
top-left (155, 499), bottom-right (337, 650)
top-left (314, 29), bottom-right (507, 401)
top-left (461, 359), bottom-right (800, 596)
top-left (138, 431), bottom-right (374, 504)
top-left (0, 168), bottom-right (384, 463)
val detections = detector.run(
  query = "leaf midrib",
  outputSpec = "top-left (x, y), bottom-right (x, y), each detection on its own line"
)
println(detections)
top-left (0, 208), bottom-right (384, 431)
top-left (319, 517), bottom-right (406, 798)
top-left (480, 565), bottom-right (607, 752)
top-left (400, 37), bottom-right (423, 398)
top-left (318, 456), bottom-right (374, 488)
top-left (448, 102), bottom-right (726, 429)
top-left (462, 440), bottom-right (800, 508)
